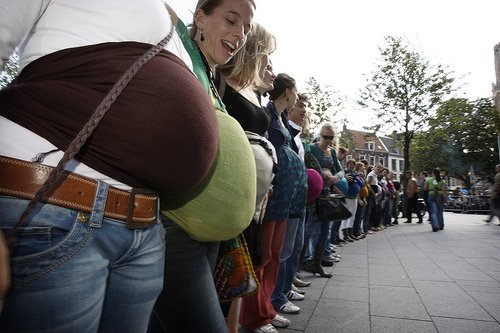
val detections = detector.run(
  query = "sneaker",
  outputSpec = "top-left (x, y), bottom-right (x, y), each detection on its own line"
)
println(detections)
top-left (286, 290), bottom-right (305, 301)
top-left (277, 301), bottom-right (300, 314)
top-left (323, 254), bottom-right (341, 262)
top-left (292, 284), bottom-right (306, 294)
top-left (321, 259), bottom-right (334, 267)
top-left (252, 323), bottom-right (278, 333)
top-left (293, 276), bottom-right (311, 287)
top-left (270, 314), bottom-right (291, 328)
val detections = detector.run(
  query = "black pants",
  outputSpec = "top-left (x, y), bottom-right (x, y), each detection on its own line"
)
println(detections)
top-left (406, 195), bottom-right (422, 222)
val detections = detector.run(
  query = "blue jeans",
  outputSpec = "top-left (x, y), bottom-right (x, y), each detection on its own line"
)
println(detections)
top-left (428, 193), bottom-right (445, 230)
top-left (302, 211), bottom-right (315, 261)
top-left (302, 214), bottom-right (331, 261)
top-left (353, 202), bottom-right (365, 236)
top-left (330, 220), bottom-right (341, 241)
top-left (271, 216), bottom-right (305, 308)
top-left (149, 215), bottom-right (227, 333)
top-left (316, 221), bottom-right (332, 247)
top-left (362, 194), bottom-right (374, 232)
top-left (382, 197), bottom-right (394, 225)
top-left (0, 183), bottom-right (165, 333)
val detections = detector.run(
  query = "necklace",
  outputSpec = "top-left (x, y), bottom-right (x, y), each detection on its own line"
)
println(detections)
top-left (195, 42), bottom-right (224, 108)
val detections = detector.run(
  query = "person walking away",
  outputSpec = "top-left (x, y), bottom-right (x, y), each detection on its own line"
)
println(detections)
top-left (424, 168), bottom-right (448, 231)
top-left (404, 171), bottom-right (423, 224)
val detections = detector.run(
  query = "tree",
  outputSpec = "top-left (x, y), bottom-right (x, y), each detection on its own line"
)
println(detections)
top-left (0, 50), bottom-right (19, 89)
top-left (303, 77), bottom-right (345, 142)
top-left (358, 36), bottom-right (456, 174)
top-left (410, 98), bottom-right (499, 183)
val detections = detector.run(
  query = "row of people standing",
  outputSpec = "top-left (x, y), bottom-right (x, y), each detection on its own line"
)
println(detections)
top-left (0, 0), bottom-right (262, 332)
top-left (0, 1), bottom-right (453, 332)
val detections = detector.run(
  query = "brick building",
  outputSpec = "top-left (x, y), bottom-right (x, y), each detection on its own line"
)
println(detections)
top-left (341, 125), bottom-right (404, 180)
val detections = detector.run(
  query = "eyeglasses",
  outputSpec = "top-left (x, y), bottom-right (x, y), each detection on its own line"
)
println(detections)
top-left (322, 135), bottom-right (334, 140)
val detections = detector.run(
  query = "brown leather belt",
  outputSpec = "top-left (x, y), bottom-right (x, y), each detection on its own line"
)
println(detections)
top-left (0, 156), bottom-right (158, 228)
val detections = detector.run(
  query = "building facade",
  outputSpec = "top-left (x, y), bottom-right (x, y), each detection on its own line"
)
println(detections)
top-left (341, 125), bottom-right (404, 180)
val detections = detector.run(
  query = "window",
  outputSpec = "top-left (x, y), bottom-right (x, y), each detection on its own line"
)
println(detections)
top-left (359, 154), bottom-right (366, 161)
top-left (367, 142), bottom-right (374, 150)
top-left (391, 159), bottom-right (397, 171)
top-left (369, 156), bottom-right (375, 165)
top-left (399, 160), bottom-right (404, 171)
top-left (379, 157), bottom-right (384, 166)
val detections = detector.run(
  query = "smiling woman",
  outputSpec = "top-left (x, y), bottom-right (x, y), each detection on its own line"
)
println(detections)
top-left (190, 0), bottom-right (255, 70)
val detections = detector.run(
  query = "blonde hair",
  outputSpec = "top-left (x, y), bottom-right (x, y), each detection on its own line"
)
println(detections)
top-left (218, 23), bottom-right (276, 88)
top-left (354, 162), bottom-right (364, 172)
top-left (319, 123), bottom-right (338, 149)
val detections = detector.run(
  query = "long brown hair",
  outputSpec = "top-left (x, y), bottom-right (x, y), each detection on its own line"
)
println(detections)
top-left (433, 168), bottom-right (442, 182)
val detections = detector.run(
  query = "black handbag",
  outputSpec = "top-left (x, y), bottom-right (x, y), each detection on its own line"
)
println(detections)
top-left (313, 194), bottom-right (352, 222)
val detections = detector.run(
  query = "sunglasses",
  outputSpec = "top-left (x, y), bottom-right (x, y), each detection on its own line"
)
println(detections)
top-left (322, 135), bottom-right (334, 140)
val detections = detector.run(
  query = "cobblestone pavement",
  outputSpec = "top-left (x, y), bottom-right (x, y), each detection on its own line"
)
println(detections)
top-left (240, 211), bottom-right (500, 333)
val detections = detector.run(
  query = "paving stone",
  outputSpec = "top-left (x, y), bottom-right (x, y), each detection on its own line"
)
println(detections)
top-left (369, 285), bottom-right (430, 320)
top-left (322, 284), bottom-right (369, 303)
top-left (368, 264), bottom-right (413, 287)
top-left (371, 317), bottom-right (437, 333)
top-left (413, 280), bottom-right (494, 321)
top-left (432, 317), bottom-right (500, 333)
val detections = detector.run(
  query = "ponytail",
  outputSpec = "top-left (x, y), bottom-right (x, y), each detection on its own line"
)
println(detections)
top-left (433, 168), bottom-right (441, 182)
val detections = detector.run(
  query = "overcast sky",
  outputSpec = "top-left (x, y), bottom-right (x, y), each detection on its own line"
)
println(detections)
top-left (167, 0), bottom-right (500, 132)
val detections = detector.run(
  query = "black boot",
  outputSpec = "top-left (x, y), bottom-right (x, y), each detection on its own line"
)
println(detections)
top-left (306, 244), bottom-right (332, 278)
top-left (348, 228), bottom-right (359, 240)
top-left (342, 229), bottom-right (354, 242)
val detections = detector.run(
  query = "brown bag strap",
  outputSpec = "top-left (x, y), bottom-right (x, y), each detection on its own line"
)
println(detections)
top-left (7, 25), bottom-right (175, 248)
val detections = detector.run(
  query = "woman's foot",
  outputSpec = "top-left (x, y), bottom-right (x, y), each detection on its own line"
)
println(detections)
top-left (270, 314), bottom-right (290, 328)
top-left (251, 324), bottom-right (278, 333)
